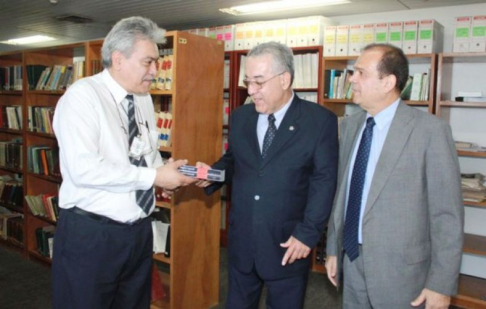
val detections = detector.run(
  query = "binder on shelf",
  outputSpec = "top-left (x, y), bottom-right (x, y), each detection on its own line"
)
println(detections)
top-left (374, 23), bottom-right (389, 44)
top-left (286, 18), bottom-right (301, 47)
top-left (223, 25), bottom-right (235, 51)
top-left (234, 23), bottom-right (245, 51)
top-left (418, 19), bottom-right (443, 54)
top-left (453, 16), bottom-right (472, 53)
top-left (388, 21), bottom-right (403, 49)
top-left (324, 26), bottom-right (337, 56)
top-left (403, 20), bottom-right (419, 54)
top-left (349, 24), bottom-right (363, 56)
top-left (470, 15), bottom-right (486, 52)
top-left (362, 23), bottom-right (375, 47)
top-left (336, 25), bottom-right (349, 56)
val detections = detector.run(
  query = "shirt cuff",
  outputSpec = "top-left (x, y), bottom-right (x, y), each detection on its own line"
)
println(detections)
top-left (138, 167), bottom-right (157, 190)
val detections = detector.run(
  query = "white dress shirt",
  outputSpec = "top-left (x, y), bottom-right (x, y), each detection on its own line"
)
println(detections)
top-left (346, 99), bottom-right (400, 243)
top-left (257, 92), bottom-right (294, 152)
top-left (53, 69), bottom-right (163, 222)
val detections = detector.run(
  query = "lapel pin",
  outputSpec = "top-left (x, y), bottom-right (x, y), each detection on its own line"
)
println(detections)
top-left (289, 126), bottom-right (295, 131)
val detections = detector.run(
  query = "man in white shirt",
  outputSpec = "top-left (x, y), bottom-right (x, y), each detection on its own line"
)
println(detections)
top-left (52, 16), bottom-right (195, 309)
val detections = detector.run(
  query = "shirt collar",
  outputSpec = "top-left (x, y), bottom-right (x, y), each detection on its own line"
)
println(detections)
top-left (272, 91), bottom-right (294, 124)
top-left (367, 98), bottom-right (400, 130)
top-left (102, 69), bottom-right (129, 105)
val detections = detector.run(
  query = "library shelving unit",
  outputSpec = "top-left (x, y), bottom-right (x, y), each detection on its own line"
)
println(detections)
top-left (321, 53), bottom-right (437, 117)
top-left (0, 31), bottom-right (223, 309)
top-left (23, 42), bottom-right (87, 264)
top-left (436, 52), bottom-right (486, 308)
top-left (150, 31), bottom-right (223, 309)
top-left (0, 51), bottom-right (25, 251)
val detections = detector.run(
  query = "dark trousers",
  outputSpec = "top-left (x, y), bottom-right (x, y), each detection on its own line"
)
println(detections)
top-left (52, 208), bottom-right (153, 309)
top-left (225, 262), bottom-right (309, 309)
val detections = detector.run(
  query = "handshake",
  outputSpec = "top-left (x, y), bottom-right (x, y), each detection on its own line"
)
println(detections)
top-left (154, 159), bottom-right (222, 196)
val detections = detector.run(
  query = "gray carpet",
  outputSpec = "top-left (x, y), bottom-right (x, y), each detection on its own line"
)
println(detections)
top-left (0, 245), bottom-right (341, 308)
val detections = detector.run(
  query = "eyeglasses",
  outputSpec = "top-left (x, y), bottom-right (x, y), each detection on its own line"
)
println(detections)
top-left (242, 72), bottom-right (285, 89)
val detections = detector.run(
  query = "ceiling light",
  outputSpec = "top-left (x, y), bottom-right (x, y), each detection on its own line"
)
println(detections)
top-left (0, 35), bottom-right (56, 45)
top-left (220, 0), bottom-right (350, 15)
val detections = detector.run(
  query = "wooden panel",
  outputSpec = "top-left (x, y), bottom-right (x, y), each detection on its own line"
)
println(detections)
top-left (452, 275), bottom-right (486, 308)
top-left (464, 234), bottom-right (486, 256)
top-left (169, 31), bottom-right (223, 309)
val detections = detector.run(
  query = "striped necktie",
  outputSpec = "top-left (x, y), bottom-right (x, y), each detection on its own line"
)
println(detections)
top-left (127, 94), bottom-right (154, 214)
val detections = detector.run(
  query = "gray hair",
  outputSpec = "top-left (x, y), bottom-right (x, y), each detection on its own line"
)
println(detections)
top-left (101, 16), bottom-right (166, 68)
top-left (247, 42), bottom-right (295, 85)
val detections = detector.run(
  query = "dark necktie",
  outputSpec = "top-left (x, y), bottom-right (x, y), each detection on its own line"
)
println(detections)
top-left (262, 114), bottom-right (276, 158)
top-left (343, 117), bottom-right (376, 261)
top-left (127, 94), bottom-right (154, 214)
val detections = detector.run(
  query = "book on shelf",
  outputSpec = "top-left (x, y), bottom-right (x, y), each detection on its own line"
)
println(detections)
top-left (455, 96), bottom-right (486, 103)
top-left (152, 208), bottom-right (171, 257)
top-left (35, 225), bottom-right (55, 258)
top-left (455, 141), bottom-right (486, 152)
top-left (457, 91), bottom-right (483, 97)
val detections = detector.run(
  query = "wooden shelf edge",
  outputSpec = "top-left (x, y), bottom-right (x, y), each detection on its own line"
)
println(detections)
top-left (26, 212), bottom-right (57, 225)
top-left (452, 274), bottom-right (486, 308)
top-left (28, 249), bottom-right (52, 264)
top-left (464, 201), bottom-right (486, 208)
top-left (440, 100), bottom-right (486, 108)
top-left (311, 263), bottom-right (326, 274)
top-left (153, 253), bottom-right (171, 264)
top-left (458, 150), bottom-right (486, 158)
top-left (155, 201), bottom-right (171, 209)
top-left (0, 236), bottom-right (24, 250)
top-left (0, 90), bottom-right (23, 95)
top-left (0, 128), bottom-right (23, 135)
top-left (0, 165), bottom-right (23, 174)
top-left (28, 172), bottom-right (62, 184)
top-left (26, 131), bottom-right (56, 139)
top-left (464, 234), bottom-right (486, 257)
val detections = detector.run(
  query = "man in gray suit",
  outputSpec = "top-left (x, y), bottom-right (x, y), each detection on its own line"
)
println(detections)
top-left (325, 43), bottom-right (464, 308)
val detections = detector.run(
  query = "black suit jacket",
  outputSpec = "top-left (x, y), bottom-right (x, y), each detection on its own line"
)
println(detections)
top-left (207, 95), bottom-right (338, 280)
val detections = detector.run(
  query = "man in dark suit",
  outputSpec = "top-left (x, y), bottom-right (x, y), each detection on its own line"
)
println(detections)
top-left (326, 44), bottom-right (463, 308)
top-left (197, 42), bottom-right (338, 308)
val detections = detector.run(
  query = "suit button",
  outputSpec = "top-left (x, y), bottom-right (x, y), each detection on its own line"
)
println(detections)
top-left (254, 195), bottom-right (260, 201)
top-left (258, 170), bottom-right (264, 177)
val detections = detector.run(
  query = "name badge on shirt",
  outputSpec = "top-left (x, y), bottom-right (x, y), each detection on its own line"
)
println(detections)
top-left (129, 135), bottom-right (145, 159)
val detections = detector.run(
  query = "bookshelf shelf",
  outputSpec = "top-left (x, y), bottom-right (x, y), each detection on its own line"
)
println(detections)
top-left (27, 172), bottom-right (62, 184)
top-left (27, 90), bottom-right (65, 95)
top-left (150, 89), bottom-right (173, 96)
top-left (451, 275), bottom-right (486, 308)
top-left (27, 212), bottom-right (57, 225)
top-left (464, 200), bottom-right (486, 208)
top-left (0, 166), bottom-right (22, 174)
top-left (0, 237), bottom-right (24, 251)
top-left (0, 128), bottom-right (22, 135)
top-left (464, 233), bottom-right (486, 257)
top-left (27, 131), bottom-right (56, 139)
top-left (0, 203), bottom-right (23, 213)
top-left (0, 91), bottom-right (22, 96)
top-left (440, 100), bottom-right (486, 108)
top-left (28, 249), bottom-right (52, 264)
top-left (436, 52), bottom-right (486, 307)
top-left (458, 150), bottom-right (486, 158)
top-left (153, 253), bottom-right (171, 264)
top-left (158, 146), bottom-right (172, 153)
top-left (155, 201), bottom-right (171, 210)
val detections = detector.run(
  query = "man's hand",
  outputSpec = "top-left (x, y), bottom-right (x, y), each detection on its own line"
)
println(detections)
top-left (325, 255), bottom-right (338, 287)
top-left (194, 161), bottom-right (214, 188)
top-left (411, 288), bottom-right (450, 309)
top-left (280, 236), bottom-right (311, 266)
top-left (154, 158), bottom-right (197, 190)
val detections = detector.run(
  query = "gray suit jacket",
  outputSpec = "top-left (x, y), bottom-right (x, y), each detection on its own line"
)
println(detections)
top-left (326, 102), bottom-right (464, 306)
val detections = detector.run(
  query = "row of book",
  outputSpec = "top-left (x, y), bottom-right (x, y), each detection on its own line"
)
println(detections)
top-left (27, 62), bottom-right (84, 91)
top-left (461, 173), bottom-right (486, 203)
top-left (314, 229), bottom-right (328, 266)
top-left (155, 111), bottom-right (173, 147)
top-left (0, 105), bottom-right (22, 130)
top-left (0, 176), bottom-right (23, 210)
top-left (401, 71), bottom-right (431, 101)
top-left (1, 66), bottom-right (22, 91)
top-left (324, 69), bottom-right (353, 100)
top-left (187, 16), bottom-right (445, 55)
top-left (0, 208), bottom-right (23, 244)
top-left (27, 146), bottom-right (60, 177)
top-left (237, 53), bottom-right (319, 90)
top-left (150, 53), bottom-right (174, 91)
top-left (27, 106), bottom-right (54, 134)
top-left (35, 225), bottom-right (55, 258)
top-left (25, 194), bottom-right (59, 222)
top-left (0, 140), bottom-right (22, 169)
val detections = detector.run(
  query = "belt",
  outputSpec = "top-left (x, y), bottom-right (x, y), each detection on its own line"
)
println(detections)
top-left (68, 207), bottom-right (147, 226)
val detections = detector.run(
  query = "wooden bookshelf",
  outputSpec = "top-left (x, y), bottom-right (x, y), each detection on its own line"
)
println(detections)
top-left (321, 53), bottom-right (436, 115)
top-left (436, 52), bottom-right (486, 308)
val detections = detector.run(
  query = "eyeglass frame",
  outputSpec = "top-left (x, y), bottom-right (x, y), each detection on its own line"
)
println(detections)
top-left (242, 71), bottom-right (286, 89)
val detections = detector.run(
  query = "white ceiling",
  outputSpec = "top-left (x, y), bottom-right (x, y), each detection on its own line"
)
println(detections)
top-left (0, 0), bottom-right (485, 53)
